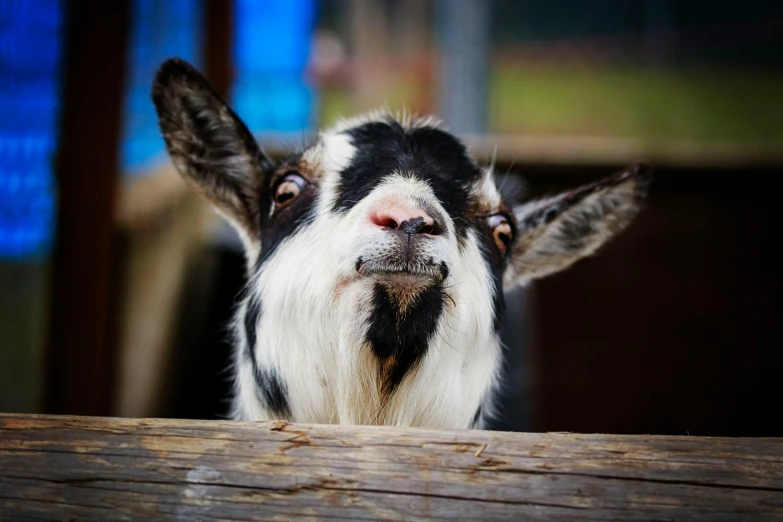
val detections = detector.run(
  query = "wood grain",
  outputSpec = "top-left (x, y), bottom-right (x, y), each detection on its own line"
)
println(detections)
top-left (0, 414), bottom-right (781, 521)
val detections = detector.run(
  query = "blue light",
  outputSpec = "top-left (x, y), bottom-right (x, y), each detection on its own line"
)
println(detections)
top-left (0, 0), bottom-right (64, 259)
top-left (120, 0), bottom-right (204, 176)
top-left (232, 0), bottom-right (317, 135)
top-left (0, 0), bottom-right (316, 258)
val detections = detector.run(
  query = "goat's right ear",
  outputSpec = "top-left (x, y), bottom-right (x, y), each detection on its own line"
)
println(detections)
top-left (152, 58), bottom-right (273, 245)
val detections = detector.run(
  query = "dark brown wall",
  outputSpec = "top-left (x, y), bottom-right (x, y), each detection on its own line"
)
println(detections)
top-left (522, 166), bottom-right (783, 436)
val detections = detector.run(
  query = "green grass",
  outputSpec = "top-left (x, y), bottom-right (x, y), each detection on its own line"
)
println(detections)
top-left (320, 65), bottom-right (783, 147)
top-left (319, 80), bottom-right (425, 129)
top-left (489, 66), bottom-right (783, 145)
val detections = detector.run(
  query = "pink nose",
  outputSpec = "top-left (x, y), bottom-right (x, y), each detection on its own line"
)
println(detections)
top-left (370, 203), bottom-right (442, 236)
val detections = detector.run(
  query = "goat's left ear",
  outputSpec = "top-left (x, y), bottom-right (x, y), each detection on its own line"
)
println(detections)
top-left (504, 163), bottom-right (652, 288)
top-left (152, 58), bottom-right (274, 246)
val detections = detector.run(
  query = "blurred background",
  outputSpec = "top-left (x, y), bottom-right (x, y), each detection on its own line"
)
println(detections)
top-left (1, 0), bottom-right (781, 436)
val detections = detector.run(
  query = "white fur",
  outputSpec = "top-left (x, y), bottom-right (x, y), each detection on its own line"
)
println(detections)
top-left (472, 166), bottom-right (503, 210)
top-left (330, 108), bottom-right (445, 135)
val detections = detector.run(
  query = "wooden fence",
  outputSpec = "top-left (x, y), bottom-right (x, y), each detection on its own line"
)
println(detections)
top-left (1, 414), bottom-right (782, 520)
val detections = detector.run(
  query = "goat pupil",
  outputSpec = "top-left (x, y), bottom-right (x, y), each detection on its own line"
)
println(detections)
top-left (275, 177), bottom-right (303, 205)
top-left (490, 216), bottom-right (512, 252)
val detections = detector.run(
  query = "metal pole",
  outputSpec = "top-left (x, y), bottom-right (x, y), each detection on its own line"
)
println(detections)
top-left (436, 0), bottom-right (489, 135)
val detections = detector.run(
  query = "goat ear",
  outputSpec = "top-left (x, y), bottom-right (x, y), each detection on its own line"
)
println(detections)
top-left (151, 58), bottom-right (273, 244)
top-left (504, 163), bottom-right (652, 288)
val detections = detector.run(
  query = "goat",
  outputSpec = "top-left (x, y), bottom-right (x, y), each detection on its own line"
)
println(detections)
top-left (152, 58), bottom-right (651, 429)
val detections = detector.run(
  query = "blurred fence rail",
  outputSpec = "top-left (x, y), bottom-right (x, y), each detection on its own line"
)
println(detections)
top-left (465, 134), bottom-right (783, 169)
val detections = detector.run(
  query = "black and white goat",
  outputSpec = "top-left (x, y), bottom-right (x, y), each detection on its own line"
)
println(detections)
top-left (152, 58), bottom-right (651, 429)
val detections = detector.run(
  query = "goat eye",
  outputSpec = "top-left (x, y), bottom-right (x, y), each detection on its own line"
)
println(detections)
top-left (274, 172), bottom-right (305, 206)
top-left (488, 214), bottom-right (513, 253)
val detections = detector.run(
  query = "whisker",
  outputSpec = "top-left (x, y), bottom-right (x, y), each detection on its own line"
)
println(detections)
top-left (437, 330), bottom-right (465, 356)
top-left (441, 318), bottom-right (466, 337)
top-left (443, 307), bottom-right (467, 327)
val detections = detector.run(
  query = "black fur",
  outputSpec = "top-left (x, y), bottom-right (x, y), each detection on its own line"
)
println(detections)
top-left (335, 119), bottom-right (481, 241)
top-left (244, 296), bottom-right (262, 354)
top-left (254, 367), bottom-right (291, 418)
top-left (438, 261), bottom-right (449, 281)
top-left (474, 218), bottom-right (508, 332)
top-left (255, 157), bottom-right (320, 269)
top-left (366, 283), bottom-right (445, 397)
top-left (471, 405), bottom-right (484, 428)
top-left (244, 295), bottom-right (291, 418)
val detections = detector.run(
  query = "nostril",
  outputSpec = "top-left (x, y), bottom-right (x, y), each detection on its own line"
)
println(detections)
top-left (372, 212), bottom-right (399, 230)
top-left (399, 217), bottom-right (443, 237)
top-left (418, 221), bottom-right (443, 236)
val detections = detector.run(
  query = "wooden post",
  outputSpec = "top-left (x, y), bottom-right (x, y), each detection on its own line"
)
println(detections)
top-left (349, 0), bottom-right (388, 112)
top-left (204, 0), bottom-right (235, 99)
top-left (45, 1), bottom-right (130, 415)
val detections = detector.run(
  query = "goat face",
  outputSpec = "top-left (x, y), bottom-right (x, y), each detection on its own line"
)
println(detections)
top-left (152, 59), bottom-right (652, 429)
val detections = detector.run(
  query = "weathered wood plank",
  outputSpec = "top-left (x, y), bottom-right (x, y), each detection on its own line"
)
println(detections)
top-left (0, 415), bottom-right (781, 521)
